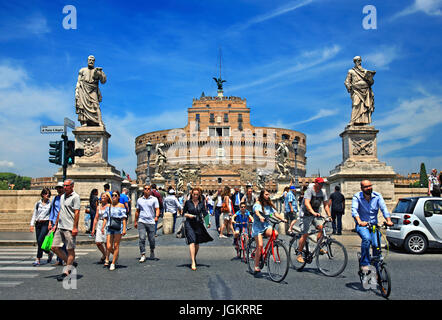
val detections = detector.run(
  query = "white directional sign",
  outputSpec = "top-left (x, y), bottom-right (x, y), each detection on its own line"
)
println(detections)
top-left (64, 117), bottom-right (75, 129)
top-left (40, 125), bottom-right (65, 134)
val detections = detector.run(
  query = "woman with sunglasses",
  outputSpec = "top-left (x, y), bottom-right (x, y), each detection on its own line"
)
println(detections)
top-left (183, 187), bottom-right (213, 271)
top-left (102, 190), bottom-right (127, 270)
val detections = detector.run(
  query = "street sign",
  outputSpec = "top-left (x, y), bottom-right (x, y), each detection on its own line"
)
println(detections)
top-left (64, 117), bottom-right (75, 129)
top-left (41, 125), bottom-right (65, 134)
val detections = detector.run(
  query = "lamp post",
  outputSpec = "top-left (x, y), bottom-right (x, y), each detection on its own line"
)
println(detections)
top-left (292, 138), bottom-right (299, 190)
top-left (146, 141), bottom-right (152, 185)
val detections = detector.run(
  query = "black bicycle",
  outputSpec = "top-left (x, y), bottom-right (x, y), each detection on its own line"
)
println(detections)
top-left (357, 222), bottom-right (391, 299)
top-left (289, 217), bottom-right (348, 277)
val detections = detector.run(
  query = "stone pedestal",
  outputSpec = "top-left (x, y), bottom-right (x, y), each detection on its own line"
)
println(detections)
top-left (54, 126), bottom-right (123, 231)
top-left (328, 125), bottom-right (396, 231)
top-left (151, 175), bottom-right (166, 189)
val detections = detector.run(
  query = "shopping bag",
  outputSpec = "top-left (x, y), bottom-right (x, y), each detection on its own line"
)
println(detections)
top-left (204, 214), bottom-right (210, 227)
top-left (41, 231), bottom-right (54, 253)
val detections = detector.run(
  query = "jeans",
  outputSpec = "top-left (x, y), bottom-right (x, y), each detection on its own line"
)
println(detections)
top-left (172, 213), bottom-right (177, 233)
top-left (35, 221), bottom-right (49, 259)
top-left (331, 210), bottom-right (343, 233)
top-left (214, 206), bottom-right (221, 231)
top-left (356, 224), bottom-right (380, 267)
top-left (138, 222), bottom-right (156, 255)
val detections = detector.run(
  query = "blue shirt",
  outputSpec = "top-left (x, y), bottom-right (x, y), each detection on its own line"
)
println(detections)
top-left (351, 191), bottom-right (390, 224)
top-left (233, 210), bottom-right (251, 227)
top-left (49, 195), bottom-right (62, 224)
top-left (284, 191), bottom-right (298, 213)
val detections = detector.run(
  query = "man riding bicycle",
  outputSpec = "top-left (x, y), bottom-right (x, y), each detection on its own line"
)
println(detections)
top-left (296, 177), bottom-right (332, 263)
top-left (232, 202), bottom-right (254, 254)
top-left (352, 180), bottom-right (393, 282)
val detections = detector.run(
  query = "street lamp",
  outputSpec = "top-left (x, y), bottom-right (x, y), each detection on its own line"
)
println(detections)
top-left (292, 138), bottom-right (299, 190)
top-left (146, 141), bottom-right (152, 185)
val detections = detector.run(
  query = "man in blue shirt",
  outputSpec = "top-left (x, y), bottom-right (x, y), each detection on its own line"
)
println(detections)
top-left (285, 186), bottom-right (298, 235)
top-left (352, 180), bottom-right (393, 278)
top-left (48, 182), bottom-right (67, 265)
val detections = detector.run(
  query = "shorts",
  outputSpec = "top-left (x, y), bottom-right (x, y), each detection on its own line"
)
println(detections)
top-left (107, 223), bottom-right (124, 235)
top-left (300, 215), bottom-right (322, 235)
top-left (222, 213), bottom-right (232, 221)
top-left (285, 211), bottom-right (299, 221)
top-left (53, 229), bottom-right (76, 250)
top-left (234, 225), bottom-right (247, 233)
top-left (251, 219), bottom-right (271, 238)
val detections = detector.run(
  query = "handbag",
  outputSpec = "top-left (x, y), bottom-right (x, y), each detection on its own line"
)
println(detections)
top-left (221, 198), bottom-right (230, 214)
top-left (41, 231), bottom-right (54, 253)
top-left (176, 219), bottom-right (186, 238)
top-left (108, 204), bottom-right (122, 231)
top-left (109, 217), bottom-right (122, 231)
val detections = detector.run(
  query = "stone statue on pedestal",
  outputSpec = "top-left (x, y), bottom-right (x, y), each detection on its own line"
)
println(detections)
top-left (344, 56), bottom-right (376, 126)
top-left (153, 143), bottom-right (167, 179)
top-left (276, 142), bottom-right (292, 180)
top-left (75, 55), bottom-right (107, 127)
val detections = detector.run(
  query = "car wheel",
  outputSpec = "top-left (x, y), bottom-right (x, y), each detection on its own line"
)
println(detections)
top-left (404, 233), bottom-right (428, 254)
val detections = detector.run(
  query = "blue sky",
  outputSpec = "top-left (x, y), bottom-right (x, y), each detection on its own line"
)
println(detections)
top-left (0, 0), bottom-right (441, 179)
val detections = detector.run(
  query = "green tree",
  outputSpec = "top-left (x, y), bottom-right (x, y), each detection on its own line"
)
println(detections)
top-left (0, 173), bottom-right (31, 190)
top-left (419, 163), bottom-right (428, 188)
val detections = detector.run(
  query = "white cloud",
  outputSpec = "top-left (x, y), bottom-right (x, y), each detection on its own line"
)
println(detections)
top-left (0, 61), bottom-right (73, 177)
top-left (230, 0), bottom-right (315, 32)
top-left (0, 160), bottom-right (15, 168)
top-left (391, 0), bottom-right (442, 20)
top-left (229, 44), bottom-right (341, 92)
top-left (365, 46), bottom-right (400, 69)
top-left (0, 14), bottom-right (50, 41)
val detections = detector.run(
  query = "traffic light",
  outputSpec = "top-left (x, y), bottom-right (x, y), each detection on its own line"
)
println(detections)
top-left (65, 140), bottom-right (84, 165)
top-left (49, 141), bottom-right (63, 165)
top-left (65, 140), bottom-right (75, 165)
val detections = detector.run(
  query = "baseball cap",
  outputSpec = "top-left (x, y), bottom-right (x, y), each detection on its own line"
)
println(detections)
top-left (169, 189), bottom-right (176, 194)
top-left (290, 186), bottom-right (296, 190)
top-left (314, 177), bottom-right (325, 184)
top-left (55, 182), bottom-right (64, 188)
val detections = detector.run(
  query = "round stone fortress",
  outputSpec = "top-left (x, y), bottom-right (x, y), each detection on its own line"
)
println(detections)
top-left (135, 92), bottom-right (307, 193)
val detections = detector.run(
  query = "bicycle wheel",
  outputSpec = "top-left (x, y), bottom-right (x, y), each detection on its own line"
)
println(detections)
top-left (246, 238), bottom-right (257, 274)
top-left (289, 235), bottom-right (307, 271)
top-left (241, 233), bottom-right (249, 263)
top-left (377, 264), bottom-right (391, 298)
top-left (266, 240), bottom-right (289, 283)
top-left (316, 239), bottom-right (348, 277)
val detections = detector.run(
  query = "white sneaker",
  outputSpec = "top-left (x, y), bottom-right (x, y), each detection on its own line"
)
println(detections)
top-left (109, 264), bottom-right (115, 271)
top-left (139, 255), bottom-right (146, 263)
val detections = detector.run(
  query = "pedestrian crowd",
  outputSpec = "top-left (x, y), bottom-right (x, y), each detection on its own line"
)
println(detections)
top-left (29, 170), bottom-right (441, 279)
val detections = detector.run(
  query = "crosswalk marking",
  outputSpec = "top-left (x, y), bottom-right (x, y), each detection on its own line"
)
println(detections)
top-left (0, 247), bottom-right (94, 288)
top-left (0, 266), bottom-right (55, 271)
top-left (0, 273), bottom-right (39, 278)
top-left (0, 281), bottom-right (23, 287)
top-left (0, 261), bottom-right (35, 264)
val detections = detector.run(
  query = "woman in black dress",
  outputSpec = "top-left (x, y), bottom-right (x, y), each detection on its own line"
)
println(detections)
top-left (183, 187), bottom-right (213, 271)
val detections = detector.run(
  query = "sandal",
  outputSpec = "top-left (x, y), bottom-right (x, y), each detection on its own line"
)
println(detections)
top-left (253, 267), bottom-right (261, 275)
top-left (103, 260), bottom-right (110, 268)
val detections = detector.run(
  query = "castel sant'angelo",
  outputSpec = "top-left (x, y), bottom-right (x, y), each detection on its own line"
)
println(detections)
top-left (135, 77), bottom-right (307, 193)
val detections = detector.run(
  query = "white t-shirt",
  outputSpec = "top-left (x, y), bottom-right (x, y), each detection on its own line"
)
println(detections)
top-left (136, 196), bottom-right (159, 225)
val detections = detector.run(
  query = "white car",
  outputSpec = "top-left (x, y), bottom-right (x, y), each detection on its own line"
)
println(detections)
top-left (387, 197), bottom-right (442, 254)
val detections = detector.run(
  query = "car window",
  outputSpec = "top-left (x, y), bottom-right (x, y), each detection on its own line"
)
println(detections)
top-left (424, 200), bottom-right (442, 215)
top-left (393, 199), bottom-right (417, 214)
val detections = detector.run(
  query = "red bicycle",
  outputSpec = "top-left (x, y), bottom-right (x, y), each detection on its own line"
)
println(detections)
top-left (246, 216), bottom-right (289, 282)
top-left (236, 222), bottom-right (252, 263)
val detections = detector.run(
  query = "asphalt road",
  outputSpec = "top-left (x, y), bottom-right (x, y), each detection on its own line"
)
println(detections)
top-left (1, 218), bottom-right (442, 302)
